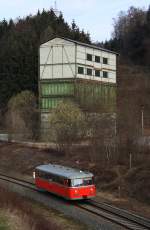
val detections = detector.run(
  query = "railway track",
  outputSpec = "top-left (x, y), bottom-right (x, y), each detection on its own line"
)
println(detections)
top-left (76, 200), bottom-right (150, 230)
top-left (0, 173), bottom-right (35, 191)
top-left (87, 200), bottom-right (150, 229)
top-left (0, 173), bottom-right (149, 230)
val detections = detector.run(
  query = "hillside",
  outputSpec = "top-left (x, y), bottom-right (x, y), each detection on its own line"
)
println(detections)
top-left (1, 6), bottom-right (150, 112)
top-left (103, 6), bottom-right (150, 66)
top-left (0, 9), bottom-right (90, 109)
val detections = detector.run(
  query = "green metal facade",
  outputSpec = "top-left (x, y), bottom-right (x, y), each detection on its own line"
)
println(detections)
top-left (75, 80), bottom-right (116, 113)
top-left (40, 79), bottom-right (116, 113)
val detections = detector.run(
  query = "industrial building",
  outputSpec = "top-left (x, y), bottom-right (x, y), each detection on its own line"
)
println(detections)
top-left (39, 37), bottom-right (117, 117)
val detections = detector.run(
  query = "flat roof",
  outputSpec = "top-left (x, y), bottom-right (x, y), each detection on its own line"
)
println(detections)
top-left (44, 36), bottom-right (119, 55)
top-left (36, 164), bottom-right (93, 179)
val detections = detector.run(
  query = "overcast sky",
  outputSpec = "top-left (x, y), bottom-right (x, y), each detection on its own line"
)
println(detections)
top-left (0, 0), bottom-right (149, 42)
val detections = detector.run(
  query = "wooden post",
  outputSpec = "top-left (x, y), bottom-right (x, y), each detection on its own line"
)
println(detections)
top-left (129, 153), bottom-right (132, 169)
top-left (141, 109), bottom-right (144, 136)
top-left (118, 186), bottom-right (121, 199)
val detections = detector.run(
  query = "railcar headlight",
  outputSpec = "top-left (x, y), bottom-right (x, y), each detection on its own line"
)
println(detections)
top-left (90, 188), bottom-right (94, 193)
top-left (74, 189), bottom-right (79, 195)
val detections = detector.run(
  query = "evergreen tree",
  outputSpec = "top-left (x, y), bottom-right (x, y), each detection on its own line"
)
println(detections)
top-left (0, 9), bottom-right (91, 109)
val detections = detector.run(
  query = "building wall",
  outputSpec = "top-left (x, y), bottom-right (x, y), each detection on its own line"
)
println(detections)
top-left (40, 38), bottom-right (76, 80)
top-left (39, 37), bottom-right (117, 113)
top-left (76, 45), bottom-right (116, 83)
top-left (40, 80), bottom-right (74, 112)
top-left (40, 37), bottom-right (117, 83)
top-left (40, 79), bottom-right (116, 113)
top-left (75, 80), bottom-right (116, 113)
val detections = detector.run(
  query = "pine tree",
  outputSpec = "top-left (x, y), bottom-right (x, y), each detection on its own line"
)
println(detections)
top-left (0, 9), bottom-right (91, 109)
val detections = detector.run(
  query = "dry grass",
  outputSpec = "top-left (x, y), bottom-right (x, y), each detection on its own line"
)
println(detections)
top-left (0, 187), bottom-right (60, 230)
top-left (0, 212), bottom-right (9, 230)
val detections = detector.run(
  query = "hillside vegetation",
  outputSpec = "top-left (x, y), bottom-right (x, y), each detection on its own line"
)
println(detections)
top-left (103, 6), bottom-right (150, 66)
top-left (1, 6), bottom-right (150, 112)
top-left (0, 9), bottom-right (90, 110)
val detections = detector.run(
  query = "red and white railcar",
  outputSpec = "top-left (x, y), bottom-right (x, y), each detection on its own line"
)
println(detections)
top-left (33, 164), bottom-right (96, 200)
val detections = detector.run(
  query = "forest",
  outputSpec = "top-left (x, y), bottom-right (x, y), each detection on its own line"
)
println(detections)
top-left (102, 6), bottom-right (150, 66)
top-left (0, 9), bottom-right (90, 111)
top-left (0, 5), bottom-right (150, 134)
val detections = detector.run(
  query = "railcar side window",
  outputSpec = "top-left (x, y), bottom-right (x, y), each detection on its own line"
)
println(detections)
top-left (68, 179), bottom-right (71, 187)
top-left (54, 176), bottom-right (63, 184)
top-left (63, 179), bottom-right (71, 187)
top-left (46, 174), bottom-right (64, 185)
top-left (37, 171), bottom-right (51, 179)
top-left (37, 170), bottom-right (75, 186)
top-left (83, 178), bottom-right (93, 185)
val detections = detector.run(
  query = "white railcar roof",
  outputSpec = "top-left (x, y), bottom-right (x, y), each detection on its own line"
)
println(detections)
top-left (35, 164), bottom-right (93, 179)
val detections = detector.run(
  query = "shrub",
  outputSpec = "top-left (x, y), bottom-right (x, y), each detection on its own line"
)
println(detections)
top-left (50, 101), bottom-right (87, 150)
top-left (5, 90), bottom-right (39, 140)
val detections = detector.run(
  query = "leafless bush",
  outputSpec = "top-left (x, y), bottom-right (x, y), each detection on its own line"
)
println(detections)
top-left (84, 112), bottom-right (118, 167)
top-left (5, 90), bottom-right (39, 141)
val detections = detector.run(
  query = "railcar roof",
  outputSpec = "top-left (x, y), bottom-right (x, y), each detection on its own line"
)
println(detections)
top-left (35, 164), bottom-right (93, 179)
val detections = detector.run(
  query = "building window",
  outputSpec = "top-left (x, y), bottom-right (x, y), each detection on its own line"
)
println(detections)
top-left (87, 68), bottom-right (92, 76)
top-left (95, 56), bottom-right (100, 63)
top-left (87, 53), bottom-right (92, 61)
top-left (95, 70), bottom-right (100, 77)
top-left (103, 71), bottom-right (108, 78)
top-left (78, 66), bottom-right (84, 74)
top-left (103, 57), bottom-right (108, 64)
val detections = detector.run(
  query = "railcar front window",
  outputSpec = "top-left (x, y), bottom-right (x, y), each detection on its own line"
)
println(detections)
top-left (71, 178), bottom-right (83, 187)
top-left (71, 178), bottom-right (93, 187)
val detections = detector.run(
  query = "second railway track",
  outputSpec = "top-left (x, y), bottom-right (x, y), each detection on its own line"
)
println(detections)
top-left (0, 173), bottom-right (149, 230)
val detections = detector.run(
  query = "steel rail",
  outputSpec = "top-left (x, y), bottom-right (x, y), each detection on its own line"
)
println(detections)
top-left (0, 173), bottom-right (149, 230)
top-left (0, 172), bottom-right (34, 185)
top-left (87, 200), bottom-right (150, 229)
top-left (0, 173), bottom-right (36, 191)
top-left (75, 200), bottom-right (150, 230)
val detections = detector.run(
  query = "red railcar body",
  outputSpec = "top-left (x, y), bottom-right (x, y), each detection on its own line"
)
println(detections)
top-left (34, 164), bottom-right (96, 200)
